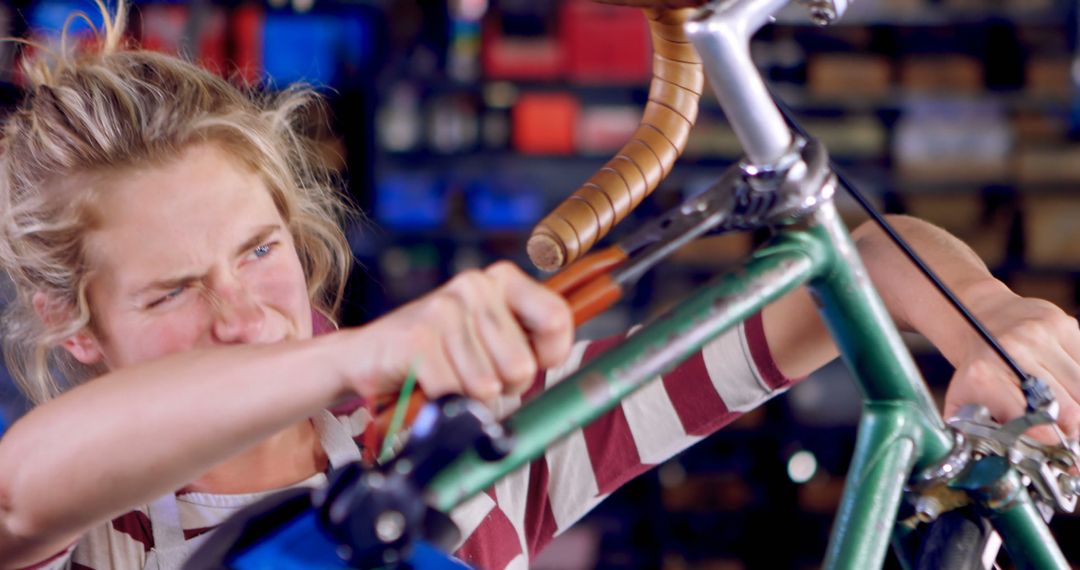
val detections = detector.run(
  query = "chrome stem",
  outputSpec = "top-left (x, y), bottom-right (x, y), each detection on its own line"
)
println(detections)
top-left (686, 0), bottom-right (794, 167)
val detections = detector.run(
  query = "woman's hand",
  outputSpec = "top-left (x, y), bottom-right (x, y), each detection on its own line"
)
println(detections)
top-left (941, 279), bottom-right (1080, 441)
top-left (768, 215), bottom-right (1080, 442)
top-left (339, 261), bottom-right (575, 402)
top-left (845, 215), bottom-right (1080, 441)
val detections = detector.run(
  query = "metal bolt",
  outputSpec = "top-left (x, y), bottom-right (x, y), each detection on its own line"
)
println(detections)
top-left (366, 472), bottom-right (386, 488)
top-left (913, 496), bottom-right (942, 522)
top-left (805, 0), bottom-right (836, 25)
top-left (395, 458), bottom-right (414, 475)
top-left (1060, 474), bottom-right (1080, 497)
top-left (375, 510), bottom-right (407, 543)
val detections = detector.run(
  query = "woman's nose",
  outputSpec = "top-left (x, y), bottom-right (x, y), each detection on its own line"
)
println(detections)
top-left (208, 281), bottom-right (265, 344)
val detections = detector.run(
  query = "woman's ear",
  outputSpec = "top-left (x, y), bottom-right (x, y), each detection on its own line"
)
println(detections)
top-left (31, 291), bottom-right (104, 365)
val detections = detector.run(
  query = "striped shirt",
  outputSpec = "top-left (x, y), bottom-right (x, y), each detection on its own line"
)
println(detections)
top-left (24, 314), bottom-right (793, 570)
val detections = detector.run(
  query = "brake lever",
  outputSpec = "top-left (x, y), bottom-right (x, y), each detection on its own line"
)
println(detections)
top-left (1015, 374), bottom-right (1080, 460)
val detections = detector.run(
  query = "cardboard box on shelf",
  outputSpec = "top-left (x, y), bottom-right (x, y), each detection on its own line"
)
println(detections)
top-left (1024, 194), bottom-right (1080, 266)
top-left (683, 121), bottom-right (743, 158)
top-left (903, 192), bottom-right (984, 232)
top-left (1007, 273), bottom-right (1077, 314)
top-left (895, 160), bottom-right (1012, 185)
top-left (1026, 57), bottom-right (1072, 98)
top-left (800, 115), bottom-right (887, 159)
top-left (807, 54), bottom-right (892, 98)
top-left (881, 0), bottom-right (927, 12)
top-left (903, 193), bottom-right (1011, 267)
top-left (1016, 146), bottom-right (1080, 185)
top-left (1003, 0), bottom-right (1056, 11)
top-left (900, 55), bottom-right (983, 93)
top-left (944, 0), bottom-right (1049, 11)
top-left (1012, 112), bottom-right (1068, 145)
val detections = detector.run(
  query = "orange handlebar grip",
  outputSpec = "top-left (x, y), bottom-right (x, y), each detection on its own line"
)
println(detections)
top-left (563, 275), bottom-right (624, 326)
top-left (545, 247), bottom-right (628, 296)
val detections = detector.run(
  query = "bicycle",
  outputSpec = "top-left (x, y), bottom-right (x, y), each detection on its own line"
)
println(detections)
top-left (187, 1), bottom-right (1079, 568)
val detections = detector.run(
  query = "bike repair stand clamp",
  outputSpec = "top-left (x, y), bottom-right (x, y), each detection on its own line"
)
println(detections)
top-left (312, 395), bottom-right (514, 568)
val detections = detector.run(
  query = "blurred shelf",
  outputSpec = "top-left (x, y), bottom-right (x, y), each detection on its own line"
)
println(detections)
top-left (375, 153), bottom-right (1080, 209)
top-left (373, 151), bottom-right (896, 193)
top-left (769, 85), bottom-right (1077, 113)
top-left (388, 77), bottom-right (1078, 113)
top-left (773, 2), bottom-right (1068, 27)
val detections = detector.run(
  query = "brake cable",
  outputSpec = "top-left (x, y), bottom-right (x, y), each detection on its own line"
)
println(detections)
top-left (767, 90), bottom-right (1054, 409)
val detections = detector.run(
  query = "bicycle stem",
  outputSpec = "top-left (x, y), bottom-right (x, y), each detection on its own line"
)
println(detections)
top-left (686, 0), bottom-right (793, 167)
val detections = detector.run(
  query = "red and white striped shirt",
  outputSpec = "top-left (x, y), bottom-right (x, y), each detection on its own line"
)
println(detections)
top-left (25, 314), bottom-right (794, 570)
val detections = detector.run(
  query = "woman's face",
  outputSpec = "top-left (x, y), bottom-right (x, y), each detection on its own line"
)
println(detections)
top-left (69, 142), bottom-right (314, 370)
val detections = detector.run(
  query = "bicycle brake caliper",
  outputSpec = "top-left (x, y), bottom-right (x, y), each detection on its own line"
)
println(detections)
top-left (946, 398), bottom-right (1079, 516)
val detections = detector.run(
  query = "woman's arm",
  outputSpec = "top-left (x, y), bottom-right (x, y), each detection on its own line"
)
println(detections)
top-left (762, 215), bottom-right (1080, 436)
top-left (0, 262), bottom-right (572, 568)
top-left (0, 336), bottom-right (349, 567)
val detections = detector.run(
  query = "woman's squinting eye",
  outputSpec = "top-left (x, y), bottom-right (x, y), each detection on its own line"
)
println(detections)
top-left (146, 286), bottom-right (186, 309)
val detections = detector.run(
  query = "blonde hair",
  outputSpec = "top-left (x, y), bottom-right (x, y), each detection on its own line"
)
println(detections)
top-left (0, 1), bottom-right (356, 404)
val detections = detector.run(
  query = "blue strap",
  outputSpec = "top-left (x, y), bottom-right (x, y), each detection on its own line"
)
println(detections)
top-left (230, 511), bottom-right (345, 569)
top-left (410, 542), bottom-right (474, 570)
top-left (230, 510), bottom-right (472, 570)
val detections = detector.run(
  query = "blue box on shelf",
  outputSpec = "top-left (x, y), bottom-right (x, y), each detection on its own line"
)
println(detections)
top-left (29, 0), bottom-right (105, 36)
top-left (375, 173), bottom-right (448, 230)
top-left (262, 8), bottom-right (373, 87)
top-left (466, 180), bottom-right (542, 230)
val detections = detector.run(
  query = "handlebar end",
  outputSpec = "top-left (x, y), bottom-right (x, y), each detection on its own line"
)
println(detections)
top-left (528, 231), bottom-right (567, 273)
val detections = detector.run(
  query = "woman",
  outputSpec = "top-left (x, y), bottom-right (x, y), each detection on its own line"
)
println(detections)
top-left (2, 3), bottom-right (1079, 569)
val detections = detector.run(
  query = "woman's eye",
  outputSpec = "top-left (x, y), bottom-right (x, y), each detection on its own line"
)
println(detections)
top-left (251, 242), bottom-right (275, 260)
top-left (147, 287), bottom-right (185, 309)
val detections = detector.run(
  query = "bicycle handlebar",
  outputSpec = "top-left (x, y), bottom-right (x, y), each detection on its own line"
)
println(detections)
top-left (526, 7), bottom-right (704, 272)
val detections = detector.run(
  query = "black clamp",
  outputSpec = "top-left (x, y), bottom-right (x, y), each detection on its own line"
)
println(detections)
top-left (314, 395), bottom-right (514, 568)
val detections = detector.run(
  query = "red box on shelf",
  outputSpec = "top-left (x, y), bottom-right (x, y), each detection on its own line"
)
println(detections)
top-left (140, 4), bottom-right (228, 75)
top-left (576, 105), bottom-right (640, 153)
top-left (481, 8), bottom-right (562, 81)
top-left (512, 92), bottom-right (579, 155)
top-left (230, 3), bottom-right (264, 86)
top-left (560, 0), bottom-right (650, 83)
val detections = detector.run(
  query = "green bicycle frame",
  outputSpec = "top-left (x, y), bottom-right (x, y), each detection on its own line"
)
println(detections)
top-left (423, 200), bottom-right (1068, 568)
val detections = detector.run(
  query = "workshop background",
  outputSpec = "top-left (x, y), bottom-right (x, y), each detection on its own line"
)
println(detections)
top-left (1, 0), bottom-right (1079, 568)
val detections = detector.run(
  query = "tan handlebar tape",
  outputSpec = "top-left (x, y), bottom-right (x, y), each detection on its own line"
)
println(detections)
top-left (527, 7), bottom-right (703, 272)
